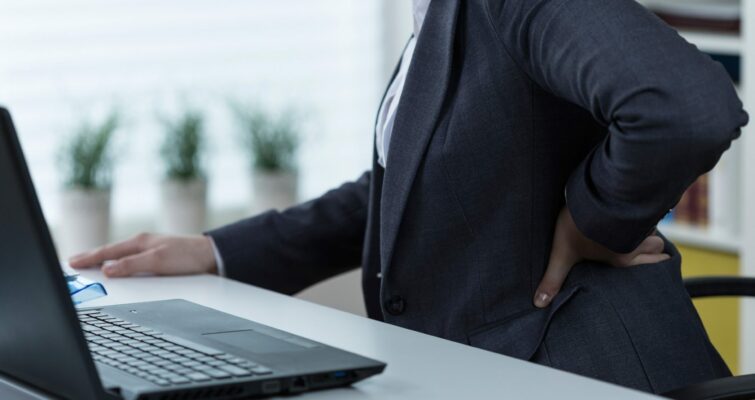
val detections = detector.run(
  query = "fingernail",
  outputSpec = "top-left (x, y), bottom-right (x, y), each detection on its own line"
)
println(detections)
top-left (534, 292), bottom-right (551, 308)
top-left (103, 264), bottom-right (120, 276)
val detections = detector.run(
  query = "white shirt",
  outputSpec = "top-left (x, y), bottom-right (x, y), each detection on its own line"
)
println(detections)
top-left (375, 0), bottom-right (431, 167)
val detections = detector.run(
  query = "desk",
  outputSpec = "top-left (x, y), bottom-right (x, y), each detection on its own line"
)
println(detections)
top-left (1, 270), bottom-right (660, 399)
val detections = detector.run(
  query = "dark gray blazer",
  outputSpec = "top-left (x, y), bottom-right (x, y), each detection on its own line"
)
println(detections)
top-left (209, 0), bottom-right (748, 393)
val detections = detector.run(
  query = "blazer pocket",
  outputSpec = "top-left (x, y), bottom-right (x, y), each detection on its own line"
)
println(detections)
top-left (467, 286), bottom-right (582, 361)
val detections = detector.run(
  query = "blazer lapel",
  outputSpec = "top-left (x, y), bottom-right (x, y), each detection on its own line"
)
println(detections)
top-left (380, 0), bottom-right (460, 274)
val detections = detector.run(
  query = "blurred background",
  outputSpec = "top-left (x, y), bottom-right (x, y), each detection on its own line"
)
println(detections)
top-left (0, 0), bottom-right (413, 232)
top-left (1, 0), bottom-right (755, 378)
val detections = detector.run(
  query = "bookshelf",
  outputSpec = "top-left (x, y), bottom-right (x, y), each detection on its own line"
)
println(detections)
top-left (640, 0), bottom-right (755, 374)
top-left (659, 224), bottom-right (741, 254)
top-left (679, 29), bottom-right (742, 55)
top-left (636, 0), bottom-right (746, 255)
top-left (740, 0), bottom-right (755, 376)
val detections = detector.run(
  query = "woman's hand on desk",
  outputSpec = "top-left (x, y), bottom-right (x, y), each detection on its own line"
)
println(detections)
top-left (534, 207), bottom-right (670, 308)
top-left (68, 233), bottom-right (218, 277)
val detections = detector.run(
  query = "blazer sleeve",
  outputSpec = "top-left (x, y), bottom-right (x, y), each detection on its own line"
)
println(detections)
top-left (206, 171), bottom-right (370, 294)
top-left (485, 0), bottom-right (748, 253)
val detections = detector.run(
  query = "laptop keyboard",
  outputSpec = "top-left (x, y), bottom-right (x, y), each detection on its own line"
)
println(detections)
top-left (78, 310), bottom-right (273, 387)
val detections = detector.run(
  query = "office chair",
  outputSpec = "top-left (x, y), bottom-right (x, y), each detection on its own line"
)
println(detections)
top-left (664, 276), bottom-right (755, 400)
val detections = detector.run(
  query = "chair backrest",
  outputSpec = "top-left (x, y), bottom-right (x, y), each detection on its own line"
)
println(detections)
top-left (684, 276), bottom-right (755, 298)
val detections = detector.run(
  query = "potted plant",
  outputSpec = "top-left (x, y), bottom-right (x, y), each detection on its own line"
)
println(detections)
top-left (57, 111), bottom-right (119, 258)
top-left (234, 106), bottom-right (300, 213)
top-left (158, 109), bottom-right (207, 234)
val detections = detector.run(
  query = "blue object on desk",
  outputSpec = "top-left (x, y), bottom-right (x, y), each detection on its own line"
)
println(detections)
top-left (66, 274), bottom-right (107, 304)
top-left (61, 261), bottom-right (107, 304)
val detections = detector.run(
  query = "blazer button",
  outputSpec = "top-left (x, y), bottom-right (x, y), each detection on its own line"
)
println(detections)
top-left (384, 295), bottom-right (406, 316)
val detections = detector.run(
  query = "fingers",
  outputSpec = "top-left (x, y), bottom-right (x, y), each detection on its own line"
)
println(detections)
top-left (634, 235), bottom-right (665, 255)
top-left (628, 252), bottom-right (670, 266)
top-left (535, 233), bottom-right (580, 309)
top-left (69, 233), bottom-right (151, 269)
top-left (626, 235), bottom-right (668, 266)
top-left (535, 208), bottom-right (582, 308)
top-left (102, 247), bottom-right (162, 278)
top-left (613, 235), bottom-right (668, 267)
top-left (535, 256), bottom-right (577, 308)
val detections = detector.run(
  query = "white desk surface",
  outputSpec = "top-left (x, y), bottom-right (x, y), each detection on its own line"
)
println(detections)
top-left (2, 270), bottom-right (661, 399)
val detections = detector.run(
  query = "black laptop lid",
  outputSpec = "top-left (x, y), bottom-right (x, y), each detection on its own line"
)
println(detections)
top-left (0, 108), bottom-right (107, 399)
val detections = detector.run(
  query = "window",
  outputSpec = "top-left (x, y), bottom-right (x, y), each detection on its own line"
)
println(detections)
top-left (0, 0), bottom-right (407, 232)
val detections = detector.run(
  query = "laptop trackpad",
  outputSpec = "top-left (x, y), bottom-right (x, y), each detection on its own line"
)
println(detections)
top-left (203, 330), bottom-right (307, 354)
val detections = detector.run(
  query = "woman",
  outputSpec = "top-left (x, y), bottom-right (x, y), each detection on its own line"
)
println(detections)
top-left (71, 0), bottom-right (747, 394)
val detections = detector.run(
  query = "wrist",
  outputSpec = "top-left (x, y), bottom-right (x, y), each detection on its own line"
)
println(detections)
top-left (197, 235), bottom-right (218, 274)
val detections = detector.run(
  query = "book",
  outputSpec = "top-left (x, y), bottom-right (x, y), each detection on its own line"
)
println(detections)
top-left (673, 174), bottom-right (710, 228)
top-left (642, 0), bottom-right (741, 33)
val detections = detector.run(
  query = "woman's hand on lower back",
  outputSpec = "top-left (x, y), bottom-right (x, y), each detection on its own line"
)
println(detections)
top-left (534, 207), bottom-right (670, 308)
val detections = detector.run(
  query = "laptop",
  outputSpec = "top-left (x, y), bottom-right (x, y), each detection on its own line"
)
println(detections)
top-left (0, 107), bottom-right (385, 400)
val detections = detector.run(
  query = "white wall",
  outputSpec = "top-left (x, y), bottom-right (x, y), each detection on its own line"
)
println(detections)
top-left (0, 0), bottom-right (385, 229)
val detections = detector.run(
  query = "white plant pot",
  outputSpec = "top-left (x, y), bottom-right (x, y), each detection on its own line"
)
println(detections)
top-left (58, 188), bottom-right (111, 259)
top-left (159, 178), bottom-right (207, 234)
top-left (252, 170), bottom-right (298, 213)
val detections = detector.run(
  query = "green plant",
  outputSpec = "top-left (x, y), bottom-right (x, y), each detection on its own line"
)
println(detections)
top-left (234, 105), bottom-right (299, 172)
top-left (60, 111), bottom-right (119, 190)
top-left (160, 110), bottom-right (205, 181)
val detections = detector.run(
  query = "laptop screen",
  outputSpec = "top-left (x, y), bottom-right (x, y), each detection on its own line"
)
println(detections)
top-left (0, 108), bottom-right (105, 399)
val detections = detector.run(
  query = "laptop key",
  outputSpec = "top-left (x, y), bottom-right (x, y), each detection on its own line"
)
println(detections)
top-left (203, 369), bottom-right (231, 379)
top-left (218, 365), bottom-right (252, 377)
top-left (251, 366), bottom-right (272, 375)
top-left (186, 372), bottom-right (211, 382)
top-left (174, 368), bottom-right (193, 375)
top-left (100, 333), bottom-right (120, 339)
top-left (180, 360), bottom-right (202, 367)
top-left (169, 376), bottom-right (191, 385)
